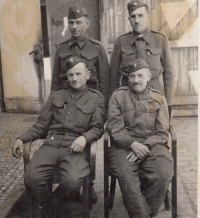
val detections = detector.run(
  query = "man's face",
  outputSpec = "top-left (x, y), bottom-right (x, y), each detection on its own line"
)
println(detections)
top-left (128, 6), bottom-right (150, 35)
top-left (128, 68), bottom-right (151, 92)
top-left (67, 62), bottom-right (90, 90)
top-left (68, 16), bottom-right (90, 39)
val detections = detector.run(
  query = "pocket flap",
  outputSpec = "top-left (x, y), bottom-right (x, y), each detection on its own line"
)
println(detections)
top-left (59, 52), bottom-right (72, 59)
top-left (77, 105), bottom-right (94, 113)
top-left (80, 52), bottom-right (97, 60)
top-left (121, 48), bottom-right (137, 55)
top-left (124, 103), bottom-right (133, 112)
top-left (53, 100), bottom-right (64, 107)
top-left (145, 101), bottom-right (160, 112)
top-left (146, 48), bottom-right (162, 55)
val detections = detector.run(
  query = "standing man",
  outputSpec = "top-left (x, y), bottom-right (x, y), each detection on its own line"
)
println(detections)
top-left (12, 57), bottom-right (105, 217)
top-left (108, 58), bottom-right (173, 218)
top-left (110, 0), bottom-right (175, 109)
top-left (51, 3), bottom-right (110, 106)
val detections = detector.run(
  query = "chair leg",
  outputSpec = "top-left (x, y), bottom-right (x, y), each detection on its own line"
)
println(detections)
top-left (172, 171), bottom-right (177, 218)
top-left (109, 175), bottom-right (116, 209)
top-left (104, 130), bottom-right (110, 218)
top-left (83, 177), bottom-right (90, 218)
top-left (172, 138), bottom-right (177, 218)
top-left (164, 189), bottom-right (170, 211)
top-left (104, 171), bottom-right (109, 218)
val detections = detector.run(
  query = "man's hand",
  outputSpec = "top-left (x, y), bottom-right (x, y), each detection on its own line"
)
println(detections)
top-left (130, 141), bottom-right (150, 160)
top-left (127, 151), bottom-right (142, 163)
top-left (69, 136), bottom-right (86, 154)
top-left (12, 139), bottom-right (24, 159)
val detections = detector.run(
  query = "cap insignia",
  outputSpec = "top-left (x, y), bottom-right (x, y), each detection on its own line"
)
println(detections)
top-left (76, 9), bottom-right (80, 13)
top-left (134, 63), bottom-right (137, 67)
top-left (133, 2), bottom-right (137, 5)
top-left (69, 58), bottom-right (73, 62)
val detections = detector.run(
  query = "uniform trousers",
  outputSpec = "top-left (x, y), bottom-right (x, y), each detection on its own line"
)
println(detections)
top-left (108, 144), bottom-right (173, 218)
top-left (24, 144), bottom-right (90, 204)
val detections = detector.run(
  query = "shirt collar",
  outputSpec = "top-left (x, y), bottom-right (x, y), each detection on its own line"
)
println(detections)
top-left (68, 35), bottom-right (88, 48)
top-left (129, 86), bottom-right (149, 101)
top-left (69, 85), bottom-right (88, 100)
top-left (131, 28), bottom-right (151, 44)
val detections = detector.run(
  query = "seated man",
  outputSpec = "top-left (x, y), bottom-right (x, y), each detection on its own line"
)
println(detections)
top-left (12, 57), bottom-right (105, 216)
top-left (108, 58), bottom-right (173, 218)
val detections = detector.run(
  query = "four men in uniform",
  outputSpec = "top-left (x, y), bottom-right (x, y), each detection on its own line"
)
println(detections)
top-left (12, 1), bottom-right (175, 217)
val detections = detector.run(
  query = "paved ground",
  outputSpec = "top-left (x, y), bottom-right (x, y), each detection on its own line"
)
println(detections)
top-left (0, 113), bottom-right (197, 218)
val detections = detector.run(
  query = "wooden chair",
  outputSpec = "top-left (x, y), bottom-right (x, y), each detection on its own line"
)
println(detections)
top-left (104, 124), bottom-right (177, 218)
top-left (23, 139), bottom-right (97, 218)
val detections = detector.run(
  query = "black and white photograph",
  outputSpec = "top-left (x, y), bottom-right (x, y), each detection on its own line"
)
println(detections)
top-left (0, 0), bottom-right (198, 217)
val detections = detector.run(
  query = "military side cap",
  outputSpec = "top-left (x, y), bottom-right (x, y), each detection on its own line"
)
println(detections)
top-left (68, 3), bottom-right (88, 19)
top-left (127, 0), bottom-right (149, 15)
top-left (127, 58), bottom-right (149, 74)
top-left (60, 57), bottom-right (88, 78)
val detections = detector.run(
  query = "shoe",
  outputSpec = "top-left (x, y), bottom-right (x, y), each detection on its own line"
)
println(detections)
top-left (32, 205), bottom-right (43, 218)
top-left (39, 192), bottom-right (72, 218)
top-left (55, 204), bottom-right (73, 218)
top-left (79, 186), bottom-right (97, 205)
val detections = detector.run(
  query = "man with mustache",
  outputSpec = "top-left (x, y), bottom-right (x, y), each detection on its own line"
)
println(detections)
top-left (12, 57), bottom-right (105, 217)
top-left (108, 58), bottom-right (173, 218)
top-left (110, 0), bottom-right (175, 114)
top-left (51, 3), bottom-right (109, 107)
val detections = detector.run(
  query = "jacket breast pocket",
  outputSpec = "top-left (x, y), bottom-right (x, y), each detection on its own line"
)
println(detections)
top-left (80, 52), bottom-right (98, 80)
top-left (59, 52), bottom-right (72, 74)
top-left (76, 103), bottom-right (95, 128)
top-left (145, 48), bottom-right (162, 71)
top-left (120, 48), bottom-right (137, 73)
top-left (144, 101), bottom-right (160, 131)
top-left (122, 103), bottom-right (134, 126)
top-left (53, 99), bottom-right (65, 123)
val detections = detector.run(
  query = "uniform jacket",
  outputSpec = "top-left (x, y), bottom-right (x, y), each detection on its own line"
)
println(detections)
top-left (108, 86), bottom-right (169, 149)
top-left (51, 36), bottom-right (110, 105)
top-left (19, 86), bottom-right (105, 147)
top-left (110, 29), bottom-right (175, 105)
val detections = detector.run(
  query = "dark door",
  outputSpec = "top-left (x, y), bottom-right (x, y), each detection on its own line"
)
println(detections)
top-left (45, 0), bottom-right (100, 71)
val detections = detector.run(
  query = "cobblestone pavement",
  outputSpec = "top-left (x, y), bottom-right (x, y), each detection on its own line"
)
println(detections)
top-left (0, 113), bottom-right (38, 207)
top-left (0, 113), bottom-right (197, 218)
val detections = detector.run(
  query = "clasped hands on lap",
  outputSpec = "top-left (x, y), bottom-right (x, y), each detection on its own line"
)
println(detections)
top-left (127, 141), bottom-right (150, 163)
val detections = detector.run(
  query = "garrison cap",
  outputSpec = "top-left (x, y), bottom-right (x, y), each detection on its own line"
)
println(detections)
top-left (127, 58), bottom-right (149, 74)
top-left (68, 3), bottom-right (88, 19)
top-left (127, 0), bottom-right (149, 15)
top-left (60, 57), bottom-right (88, 78)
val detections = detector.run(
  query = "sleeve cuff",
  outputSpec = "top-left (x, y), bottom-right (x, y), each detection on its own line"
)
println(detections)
top-left (82, 132), bottom-right (93, 145)
top-left (143, 139), bottom-right (156, 148)
top-left (16, 137), bottom-right (24, 144)
top-left (116, 136), bottom-right (134, 148)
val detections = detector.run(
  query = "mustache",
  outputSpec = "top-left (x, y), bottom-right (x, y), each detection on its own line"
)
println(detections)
top-left (132, 82), bottom-right (142, 85)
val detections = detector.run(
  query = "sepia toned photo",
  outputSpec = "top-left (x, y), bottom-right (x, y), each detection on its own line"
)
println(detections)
top-left (0, 0), bottom-right (198, 217)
